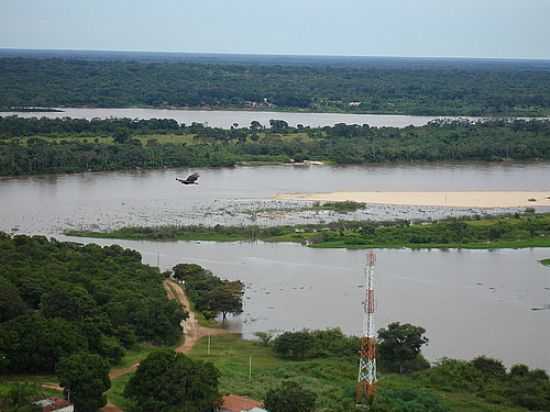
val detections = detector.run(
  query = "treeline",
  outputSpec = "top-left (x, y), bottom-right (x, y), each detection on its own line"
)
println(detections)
top-left (2, 118), bottom-right (550, 176)
top-left (267, 324), bottom-right (429, 373)
top-left (0, 139), bottom-right (237, 175)
top-left (0, 116), bottom-right (183, 137)
top-left (0, 234), bottom-right (186, 374)
top-left (172, 263), bottom-right (244, 321)
top-left (2, 57), bottom-right (550, 115)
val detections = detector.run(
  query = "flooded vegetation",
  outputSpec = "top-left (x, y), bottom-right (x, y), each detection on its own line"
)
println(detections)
top-left (67, 212), bottom-right (550, 250)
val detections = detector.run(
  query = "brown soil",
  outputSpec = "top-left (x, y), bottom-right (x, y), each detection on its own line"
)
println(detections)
top-left (164, 279), bottom-right (229, 354)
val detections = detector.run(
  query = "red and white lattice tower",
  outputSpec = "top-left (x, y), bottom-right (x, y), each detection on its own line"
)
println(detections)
top-left (356, 250), bottom-right (377, 404)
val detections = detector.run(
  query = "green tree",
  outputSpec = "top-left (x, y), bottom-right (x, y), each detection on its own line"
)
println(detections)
top-left (124, 351), bottom-right (220, 412)
top-left (264, 381), bottom-right (316, 412)
top-left (254, 331), bottom-right (274, 346)
top-left (0, 276), bottom-right (26, 322)
top-left (112, 128), bottom-right (131, 144)
top-left (250, 120), bottom-right (263, 130)
top-left (272, 331), bottom-right (314, 360)
top-left (378, 322), bottom-right (429, 373)
top-left (470, 356), bottom-right (506, 378)
top-left (56, 353), bottom-right (111, 412)
top-left (207, 280), bottom-right (244, 322)
top-left (41, 285), bottom-right (97, 321)
top-left (0, 314), bottom-right (88, 373)
top-left (172, 263), bottom-right (206, 280)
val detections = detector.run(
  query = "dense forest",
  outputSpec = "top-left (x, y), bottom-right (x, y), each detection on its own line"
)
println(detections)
top-left (0, 234), bottom-right (185, 374)
top-left (2, 57), bottom-right (550, 115)
top-left (1, 117), bottom-right (550, 176)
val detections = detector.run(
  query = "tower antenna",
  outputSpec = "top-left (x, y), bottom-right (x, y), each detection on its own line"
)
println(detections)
top-left (356, 250), bottom-right (377, 405)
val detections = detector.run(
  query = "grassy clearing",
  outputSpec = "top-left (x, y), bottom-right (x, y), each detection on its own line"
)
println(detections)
top-left (107, 373), bottom-right (134, 410)
top-left (188, 334), bottom-right (357, 411)
top-left (187, 334), bottom-right (525, 412)
top-left (14, 131), bottom-right (312, 147)
top-left (540, 258), bottom-right (550, 266)
top-left (116, 343), bottom-right (172, 369)
top-left (0, 375), bottom-right (60, 399)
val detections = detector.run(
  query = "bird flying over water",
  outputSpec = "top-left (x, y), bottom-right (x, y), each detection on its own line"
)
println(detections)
top-left (176, 173), bottom-right (200, 185)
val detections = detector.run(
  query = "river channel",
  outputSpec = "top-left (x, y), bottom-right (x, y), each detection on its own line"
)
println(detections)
top-left (1, 163), bottom-right (549, 370)
top-left (2, 107), bottom-right (477, 129)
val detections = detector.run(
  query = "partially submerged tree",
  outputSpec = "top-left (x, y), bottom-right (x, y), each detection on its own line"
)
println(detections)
top-left (207, 280), bottom-right (244, 322)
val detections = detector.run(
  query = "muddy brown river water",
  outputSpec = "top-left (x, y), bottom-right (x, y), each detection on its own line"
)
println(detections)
top-left (1, 162), bottom-right (549, 370)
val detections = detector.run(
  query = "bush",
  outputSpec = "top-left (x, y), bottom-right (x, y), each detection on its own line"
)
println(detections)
top-left (264, 381), bottom-right (316, 412)
top-left (271, 328), bottom-right (359, 360)
top-left (371, 388), bottom-right (449, 412)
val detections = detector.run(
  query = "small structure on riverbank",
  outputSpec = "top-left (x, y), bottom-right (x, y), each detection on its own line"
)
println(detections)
top-left (220, 394), bottom-right (267, 412)
top-left (33, 397), bottom-right (74, 412)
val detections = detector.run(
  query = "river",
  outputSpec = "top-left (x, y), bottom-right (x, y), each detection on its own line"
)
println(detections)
top-left (1, 163), bottom-right (549, 370)
top-left (55, 236), bottom-right (550, 372)
top-left (1, 107), bottom-right (477, 129)
top-left (1, 162), bottom-right (549, 234)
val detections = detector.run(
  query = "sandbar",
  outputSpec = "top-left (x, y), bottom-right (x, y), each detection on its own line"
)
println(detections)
top-left (274, 191), bottom-right (550, 208)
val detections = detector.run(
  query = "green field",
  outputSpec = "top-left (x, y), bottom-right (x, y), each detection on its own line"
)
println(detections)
top-left (541, 258), bottom-right (550, 266)
top-left (185, 334), bottom-right (526, 412)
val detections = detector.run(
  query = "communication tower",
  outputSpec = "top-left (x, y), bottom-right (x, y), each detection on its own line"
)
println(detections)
top-left (356, 250), bottom-right (377, 404)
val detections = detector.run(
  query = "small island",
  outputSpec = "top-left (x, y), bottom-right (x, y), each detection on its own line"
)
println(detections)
top-left (66, 212), bottom-right (550, 250)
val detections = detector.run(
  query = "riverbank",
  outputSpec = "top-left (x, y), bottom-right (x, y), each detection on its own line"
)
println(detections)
top-left (275, 191), bottom-right (550, 208)
top-left (65, 212), bottom-right (550, 250)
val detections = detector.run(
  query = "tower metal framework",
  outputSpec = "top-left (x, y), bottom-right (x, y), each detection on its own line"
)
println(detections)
top-left (356, 251), bottom-right (377, 404)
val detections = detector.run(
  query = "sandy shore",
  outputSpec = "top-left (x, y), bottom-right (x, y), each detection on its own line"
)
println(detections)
top-left (274, 191), bottom-right (550, 208)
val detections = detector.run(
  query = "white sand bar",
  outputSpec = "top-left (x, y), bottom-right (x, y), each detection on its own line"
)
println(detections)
top-left (274, 192), bottom-right (550, 208)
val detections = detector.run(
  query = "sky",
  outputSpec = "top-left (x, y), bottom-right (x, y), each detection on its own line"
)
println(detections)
top-left (1, 0), bottom-right (550, 59)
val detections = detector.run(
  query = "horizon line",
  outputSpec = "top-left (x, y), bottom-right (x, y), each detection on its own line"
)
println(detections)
top-left (1, 47), bottom-right (550, 63)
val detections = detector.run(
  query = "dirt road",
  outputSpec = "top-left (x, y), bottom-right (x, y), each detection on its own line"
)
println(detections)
top-left (98, 279), bottom-right (228, 412)
top-left (164, 279), bottom-right (228, 353)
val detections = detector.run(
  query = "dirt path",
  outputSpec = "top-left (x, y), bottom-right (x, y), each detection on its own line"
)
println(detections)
top-left (164, 279), bottom-right (229, 354)
top-left (44, 280), bottom-right (227, 412)
top-left (95, 279), bottom-right (228, 412)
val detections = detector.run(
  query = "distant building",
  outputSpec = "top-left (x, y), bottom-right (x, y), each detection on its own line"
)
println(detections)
top-left (33, 397), bottom-right (74, 412)
top-left (348, 101), bottom-right (362, 107)
top-left (220, 394), bottom-right (268, 412)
